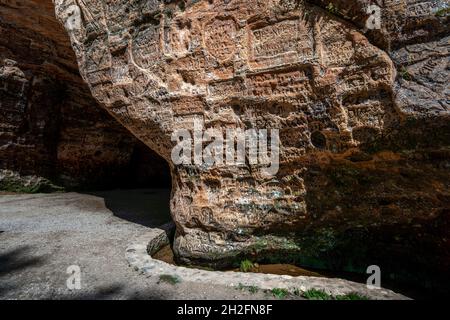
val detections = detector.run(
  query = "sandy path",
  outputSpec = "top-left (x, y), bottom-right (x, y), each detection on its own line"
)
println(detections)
top-left (0, 190), bottom-right (272, 300)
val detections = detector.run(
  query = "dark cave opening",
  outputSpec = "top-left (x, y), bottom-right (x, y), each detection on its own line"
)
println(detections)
top-left (124, 142), bottom-right (171, 189)
top-left (92, 140), bottom-right (173, 228)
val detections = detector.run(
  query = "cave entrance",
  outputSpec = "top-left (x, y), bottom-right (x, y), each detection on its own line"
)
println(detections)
top-left (91, 140), bottom-right (172, 228)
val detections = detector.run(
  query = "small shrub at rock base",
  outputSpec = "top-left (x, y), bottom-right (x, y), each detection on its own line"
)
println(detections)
top-left (237, 283), bottom-right (259, 294)
top-left (239, 259), bottom-right (255, 272)
top-left (271, 288), bottom-right (289, 299)
top-left (335, 292), bottom-right (369, 300)
top-left (303, 289), bottom-right (332, 300)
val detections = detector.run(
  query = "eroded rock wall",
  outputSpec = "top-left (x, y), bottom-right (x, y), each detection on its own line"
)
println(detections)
top-left (0, 0), bottom-right (170, 189)
top-left (53, 0), bottom-right (449, 291)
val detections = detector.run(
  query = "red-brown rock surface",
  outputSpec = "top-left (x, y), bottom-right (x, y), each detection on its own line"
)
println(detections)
top-left (9, 0), bottom-right (450, 292)
top-left (0, 0), bottom-right (170, 189)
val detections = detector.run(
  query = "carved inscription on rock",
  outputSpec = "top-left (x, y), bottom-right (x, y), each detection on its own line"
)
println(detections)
top-left (111, 56), bottom-right (131, 85)
top-left (164, 18), bottom-right (195, 57)
top-left (407, 1), bottom-right (439, 17)
top-left (76, 0), bottom-right (105, 35)
top-left (170, 96), bottom-right (206, 116)
top-left (347, 104), bottom-right (385, 129)
top-left (85, 38), bottom-right (111, 72)
top-left (324, 40), bottom-right (354, 66)
top-left (208, 78), bottom-right (246, 98)
top-left (204, 17), bottom-right (237, 62)
top-left (319, 20), bottom-right (355, 67)
top-left (246, 69), bottom-right (312, 98)
top-left (131, 26), bottom-right (160, 70)
top-left (249, 19), bottom-right (313, 68)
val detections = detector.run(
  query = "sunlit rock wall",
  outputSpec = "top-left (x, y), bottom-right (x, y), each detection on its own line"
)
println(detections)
top-left (53, 0), bottom-right (449, 292)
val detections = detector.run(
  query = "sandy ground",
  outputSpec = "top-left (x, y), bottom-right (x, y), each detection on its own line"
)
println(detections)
top-left (0, 190), bottom-right (277, 300)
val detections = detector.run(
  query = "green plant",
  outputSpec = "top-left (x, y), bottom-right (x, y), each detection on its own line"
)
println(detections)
top-left (239, 259), bottom-right (255, 273)
top-left (159, 274), bottom-right (180, 285)
top-left (303, 289), bottom-right (332, 300)
top-left (335, 293), bottom-right (369, 300)
top-left (435, 7), bottom-right (450, 17)
top-left (248, 286), bottom-right (259, 294)
top-left (271, 288), bottom-right (289, 299)
top-left (0, 179), bottom-right (64, 194)
top-left (178, 1), bottom-right (186, 11)
top-left (164, 8), bottom-right (173, 18)
top-left (326, 3), bottom-right (338, 14)
top-left (400, 67), bottom-right (412, 81)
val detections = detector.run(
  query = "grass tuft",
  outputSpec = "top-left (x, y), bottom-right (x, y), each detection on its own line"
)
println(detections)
top-left (303, 289), bottom-right (332, 300)
top-left (302, 289), bottom-right (370, 300)
top-left (400, 67), bottom-right (412, 81)
top-left (335, 292), bottom-right (369, 300)
top-left (326, 3), bottom-right (338, 14)
top-left (237, 283), bottom-right (259, 294)
top-left (239, 259), bottom-right (255, 273)
top-left (159, 274), bottom-right (180, 285)
top-left (435, 7), bottom-right (450, 17)
top-left (271, 288), bottom-right (289, 299)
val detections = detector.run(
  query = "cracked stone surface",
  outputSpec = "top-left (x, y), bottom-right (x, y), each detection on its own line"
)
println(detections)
top-left (52, 0), bottom-right (449, 293)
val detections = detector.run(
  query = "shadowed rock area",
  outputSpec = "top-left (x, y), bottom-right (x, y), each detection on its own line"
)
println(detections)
top-left (0, 0), bottom-right (170, 190)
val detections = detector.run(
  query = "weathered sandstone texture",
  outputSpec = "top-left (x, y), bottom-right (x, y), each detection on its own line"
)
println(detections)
top-left (0, 0), bottom-right (170, 190)
top-left (53, 0), bottom-right (449, 290)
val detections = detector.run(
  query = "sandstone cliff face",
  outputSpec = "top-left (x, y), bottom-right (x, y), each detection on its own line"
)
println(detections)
top-left (52, 0), bottom-right (448, 290)
top-left (0, 0), bottom-right (170, 189)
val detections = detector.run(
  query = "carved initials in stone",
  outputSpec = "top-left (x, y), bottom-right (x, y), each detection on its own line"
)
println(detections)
top-left (204, 17), bottom-right (237, 61)
top-left (131, 26), bottom-right (161, 70)
top-left (249, 18), bottom-right (313, 69)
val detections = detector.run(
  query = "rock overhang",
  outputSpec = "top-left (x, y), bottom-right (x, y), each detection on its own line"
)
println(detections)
top-left (52, 0), bottom-right (450, 293)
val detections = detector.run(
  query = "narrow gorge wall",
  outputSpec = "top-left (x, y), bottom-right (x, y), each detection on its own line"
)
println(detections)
top-left (0, 0), bottom-right (170, 189)
top-left (48, 0), bottom-right (450, 291)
